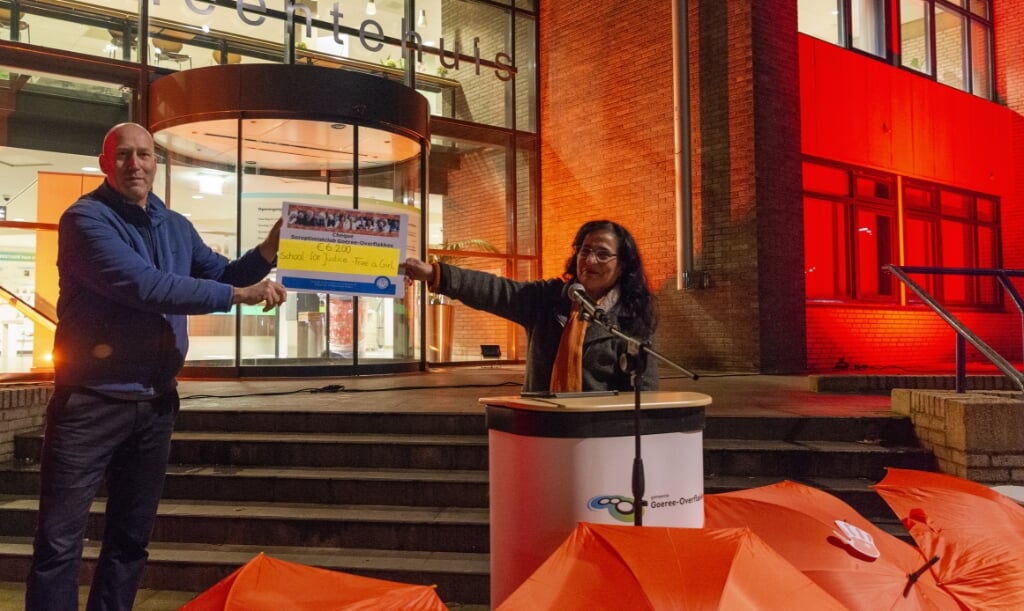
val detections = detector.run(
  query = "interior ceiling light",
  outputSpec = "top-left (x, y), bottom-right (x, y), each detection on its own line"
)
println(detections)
top-left (197, 174), bottom-right (224, 195)
top-left (366, 0), bottom-right (376, 16)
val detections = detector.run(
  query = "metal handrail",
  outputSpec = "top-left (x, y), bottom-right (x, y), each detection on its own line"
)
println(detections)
top-left (884, 264), bottom-right (1024, 395)
top-left (0, 283), bottom-right (56, 332)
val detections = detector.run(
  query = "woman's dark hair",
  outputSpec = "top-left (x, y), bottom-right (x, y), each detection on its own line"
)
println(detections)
top-left (562, 220), bottom-right (657, 337)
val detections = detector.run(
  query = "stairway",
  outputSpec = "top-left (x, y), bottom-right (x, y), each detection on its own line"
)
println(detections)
top-left (703, 414), bottom-right (937, 536)
top-left (0, 384), bottom-right (937, 608)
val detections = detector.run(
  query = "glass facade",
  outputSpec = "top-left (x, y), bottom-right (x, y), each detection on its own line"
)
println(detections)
top-left (799, 0), bottom-right (994, 99)
top-left (0, 0), bottom-right (538, 377)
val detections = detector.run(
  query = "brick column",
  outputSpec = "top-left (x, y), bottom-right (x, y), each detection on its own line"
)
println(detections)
top-left (0, 385), bottom-right (51, 462)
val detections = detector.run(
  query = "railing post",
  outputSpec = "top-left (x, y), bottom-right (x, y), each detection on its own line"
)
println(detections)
top-left (884, 264), bottom-right (1024, 395)
top-left (955, 334), bottom-right (966, 393)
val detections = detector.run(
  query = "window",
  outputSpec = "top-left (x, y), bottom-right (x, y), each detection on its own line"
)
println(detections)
top-left (803, 160), bottom-right (1000, 308)
top-left (903, 182), bottom-right (1001, 306)
top-left (799, 0), bottom-right (843, 47)
top-left (800, 0), bottom-right (886, 58)
top-left (900, 0), bottom-right (993, 97)
top-left (900, 0), bottom-right (932, 73)
top-left (851, 0), bottom-right (886, 57)
top-left (803, 162), bottom-right (897, 302)
top-left (799, 0), bottom-right (995, 100)
top-left (804, 196), bottom-right (850, 299)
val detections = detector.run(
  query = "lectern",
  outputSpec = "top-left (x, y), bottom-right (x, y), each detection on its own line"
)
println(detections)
top-left (482, 391), bottom-right (711, 606)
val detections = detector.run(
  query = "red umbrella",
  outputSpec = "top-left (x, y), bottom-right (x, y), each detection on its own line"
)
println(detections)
top-left (180, 552), bottom-right (448, 610)
top-left (704, 480), bottom-right (959, 611)
top-left (874, 467), bottom-right (1024, 610)
top-left (496, 523), bottom-right (848, 610)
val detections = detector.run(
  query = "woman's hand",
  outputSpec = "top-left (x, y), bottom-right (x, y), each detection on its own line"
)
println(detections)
top-left (403, 257), bottom-right (434, 282)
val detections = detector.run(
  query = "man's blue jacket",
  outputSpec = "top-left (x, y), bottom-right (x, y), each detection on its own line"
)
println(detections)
top-left (53, 181), bottom-right (274, 398)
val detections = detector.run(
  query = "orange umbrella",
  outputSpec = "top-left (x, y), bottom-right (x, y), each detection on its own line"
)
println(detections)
top-left (180, 552), bottom-right (448, 611)
top-left (496, 523), bottom-right (848, 610)
top-left (874, 467), bottom-right (1024, 610)
top-left (704, 480), bottom-right (960, 611)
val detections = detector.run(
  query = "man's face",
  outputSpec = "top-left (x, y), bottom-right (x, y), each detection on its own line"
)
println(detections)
top-left (99, 124), bottom-right (157, 207)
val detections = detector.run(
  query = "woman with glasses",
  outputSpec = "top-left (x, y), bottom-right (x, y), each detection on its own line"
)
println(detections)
top-left (403, 219), bottom-right (657, 393)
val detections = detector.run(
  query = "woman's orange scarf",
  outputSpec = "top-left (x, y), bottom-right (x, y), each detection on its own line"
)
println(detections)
top-left (549, 302), bottom-right (588, 392)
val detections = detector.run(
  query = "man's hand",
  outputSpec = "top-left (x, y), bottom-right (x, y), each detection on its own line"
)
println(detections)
top-left (258, 217), bottom-right (283, 264)
top-left (232, 279), bottom-right (288, 311)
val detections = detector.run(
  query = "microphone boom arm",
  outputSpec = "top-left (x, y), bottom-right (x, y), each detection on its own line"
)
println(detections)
top-left (580, 309), bottom-right (699, 381)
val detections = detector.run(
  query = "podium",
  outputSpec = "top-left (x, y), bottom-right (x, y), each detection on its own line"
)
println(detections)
top-left (482, 391), bottom-right (711, 605)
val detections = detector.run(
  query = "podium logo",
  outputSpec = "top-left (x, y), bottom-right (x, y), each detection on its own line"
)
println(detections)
top-left (588, 495), bottom-right (638, 523)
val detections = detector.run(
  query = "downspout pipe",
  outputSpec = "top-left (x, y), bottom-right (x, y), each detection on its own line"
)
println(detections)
top-left (672, 0), bottom-right (697, 289)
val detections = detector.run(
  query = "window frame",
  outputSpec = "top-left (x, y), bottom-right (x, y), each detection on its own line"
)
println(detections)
top-left (901, 179), bottom-right (1003, 308)
top-left (803, 159), bottom-right (1002, 310)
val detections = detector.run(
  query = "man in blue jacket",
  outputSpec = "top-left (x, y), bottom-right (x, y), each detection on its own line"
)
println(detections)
top-left (25, 122), bottom-right (288, 611)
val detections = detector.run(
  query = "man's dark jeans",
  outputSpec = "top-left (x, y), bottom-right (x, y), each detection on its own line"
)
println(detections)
top-left (25, 387), bottom-right (179, 611)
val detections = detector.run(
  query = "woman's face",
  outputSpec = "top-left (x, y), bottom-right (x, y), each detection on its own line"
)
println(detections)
top-left (576, 230), bottom-right (622, 301)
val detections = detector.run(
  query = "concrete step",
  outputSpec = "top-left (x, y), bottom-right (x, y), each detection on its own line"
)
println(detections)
top-left (0, 462), bottom-right (490, 508)
top-left (14, 412), bottom-right (920, 465)
top-left (2, 467), bottom-right (903, 524)
top-left (703, 414), bottom-right (922, 444)
top-left (703, 474), bottom-right (905, 530)
top-left (704, 438), bottom-right (937, 481)
top-left (174, 409), bottom-right (487, 436)
top-left (0, 537), bottom-right (489, 606)
top-left (810, 373), bottom-right (1021, 394)
top-left (11, 436), bottom-right (931, 498)
top-left (0, 496), bottom-right (489, 554)
top-left (175, 407), bottom-right (923, 440)
top-left (15, 430), bottom-right (490, 470)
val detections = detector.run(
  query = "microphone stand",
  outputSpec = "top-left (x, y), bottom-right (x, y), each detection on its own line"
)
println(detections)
top-left (579, 309), bottom-right (699, 526)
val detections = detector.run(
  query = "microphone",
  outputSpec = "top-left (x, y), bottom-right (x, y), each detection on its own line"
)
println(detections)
top-left (568, 282), bottom-right (606, 322)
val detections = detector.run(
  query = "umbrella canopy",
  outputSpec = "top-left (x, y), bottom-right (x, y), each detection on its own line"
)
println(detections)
top-left (180, 552), bottom-right (448, 611)
top-left (704, 480), bottom-right (959, 611)
top-left (496, 523), bottom-right (848, 610)
top-left (874, 467), bottom-right (1024, 610)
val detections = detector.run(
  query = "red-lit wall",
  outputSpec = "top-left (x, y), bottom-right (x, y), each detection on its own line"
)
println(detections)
top-left (800, 36), bottom-right (1016, 194)
top-left (801, 35), bottom-right (1024, 371)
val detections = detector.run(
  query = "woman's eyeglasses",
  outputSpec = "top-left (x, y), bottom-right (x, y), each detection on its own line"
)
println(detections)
top-left (577, 247), bottom-right (618, 263)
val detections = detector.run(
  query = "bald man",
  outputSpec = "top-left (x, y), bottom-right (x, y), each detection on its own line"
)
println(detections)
top-left (25, 123), bottom-right (288, 611)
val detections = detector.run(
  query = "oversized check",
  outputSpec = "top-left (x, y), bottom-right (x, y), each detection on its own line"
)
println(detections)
top-left (276, 201), bottom-right (409, 298)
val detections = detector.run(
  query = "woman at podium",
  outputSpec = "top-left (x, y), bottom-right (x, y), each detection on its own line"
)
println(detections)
top-left (404, 219), bottom-right (658, 393)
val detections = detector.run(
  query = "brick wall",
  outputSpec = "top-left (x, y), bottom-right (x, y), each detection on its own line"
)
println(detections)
top-left (445, 257), bottom-right (513, 361)
top-left (995, 1), bottom-right (1024, 110)
top-left (0, 385), bottom-right (50, 462)
top-left (807, 306), bottom-right (1022, 373)
top-left (539, 0), bottom-right (804, 373)
top-left (893, 389), bottom-right (1024, 484)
